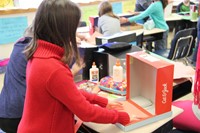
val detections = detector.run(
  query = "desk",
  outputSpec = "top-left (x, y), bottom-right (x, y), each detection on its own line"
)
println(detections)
top-left (165, 13), bottom-right (198, 22)
top-left (77, 26), bottom-right (165, 37)
top-left (83, 106), bottom-right (183, 133)
top-left (165, 13), bottom-right (197, 32)
top-left (131, 28), bottom-right (165, 37)
top-left (131, 28), bottom-right (165, 45)
top-left (173, 78), bottom-right (192, 101)
top-left (77, 26), bottom-right (165, 45)
top-left (165, 13), bottom-right (183, 22)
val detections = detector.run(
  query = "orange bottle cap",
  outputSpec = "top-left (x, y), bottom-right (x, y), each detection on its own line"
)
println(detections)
top-left (116, 59), bottom-right (121, 66)
top-left (92, 62), bottom-right (96, 66)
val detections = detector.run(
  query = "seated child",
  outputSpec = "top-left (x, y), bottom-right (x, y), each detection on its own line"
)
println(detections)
top-left (97, 1), bottom-right (121, 36)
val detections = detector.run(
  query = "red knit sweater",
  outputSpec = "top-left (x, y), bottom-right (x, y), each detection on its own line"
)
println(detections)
top-left (17, 40), bottom-right (129, 133)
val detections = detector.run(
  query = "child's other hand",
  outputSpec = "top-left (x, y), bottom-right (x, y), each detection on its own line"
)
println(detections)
top-left (91, 84), bottom-right (100, 94)
top-left (76, 37), bottom-right (82, 44)
top-left (71, 60), bottom-right (85, 76)
top-left (120, 17), bottom-right (128, 24)
top-left (106, 101), bottom-right (124, 110)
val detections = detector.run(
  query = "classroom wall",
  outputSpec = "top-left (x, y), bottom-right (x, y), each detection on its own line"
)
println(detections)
top-left (0, 10), bottom-right (35, 59)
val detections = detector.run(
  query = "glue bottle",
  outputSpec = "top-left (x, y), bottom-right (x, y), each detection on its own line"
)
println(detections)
top-left (113, 59), bottom-right (123, 82)
top-left (89, 62), bottom-right (99, 82)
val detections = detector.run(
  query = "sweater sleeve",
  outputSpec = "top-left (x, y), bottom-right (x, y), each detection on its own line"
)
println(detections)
top-left (46, 68), bottom-right (130, 125)
top-left (128, 2), bottom-right (157, 23)
top-left (79, 89), bottom-right (108, 108)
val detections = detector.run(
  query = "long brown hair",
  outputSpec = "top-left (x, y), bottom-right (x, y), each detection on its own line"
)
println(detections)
top-left (160, 0), bottom-right (168, 9)
top-left (98, 1), bottom-right (119, 19)
top-left (152, 0), bottom-right (168, 9)
top-left (25, 0), bottom-right (81, 65)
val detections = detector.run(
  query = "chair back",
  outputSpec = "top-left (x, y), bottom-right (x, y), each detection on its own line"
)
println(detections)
top-left (79, 21), bottom-right (87, 27)
top-left (168, 28), bottom-right (197, 60)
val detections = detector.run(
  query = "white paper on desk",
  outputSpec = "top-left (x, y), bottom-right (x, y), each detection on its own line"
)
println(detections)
top-left (77, 26), bottom-right (89, 33)
top-left (173, 62), bottom-right (195, 79)
top-left (79, 41), bottom-right (97, 48)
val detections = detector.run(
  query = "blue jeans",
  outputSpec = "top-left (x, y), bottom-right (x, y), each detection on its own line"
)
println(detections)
top-left (0, 129), bottom-right (5, 133)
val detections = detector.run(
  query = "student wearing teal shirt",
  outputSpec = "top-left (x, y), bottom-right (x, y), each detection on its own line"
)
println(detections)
top-left (121, 0), bottom-right (169, 51)
top-left (134, 0), bottom-right (151, 23)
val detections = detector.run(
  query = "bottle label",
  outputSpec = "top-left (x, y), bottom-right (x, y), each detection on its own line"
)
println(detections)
top-left (113, 67), bottom-right (123, 82)
top-left (91, 71), bottom-right (98, 81)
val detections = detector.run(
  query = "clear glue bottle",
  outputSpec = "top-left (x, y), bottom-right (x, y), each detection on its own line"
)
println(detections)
top-left (89, 62), bottom-right (99, 82)
top-left (113, 59), bottom-right (123, 82)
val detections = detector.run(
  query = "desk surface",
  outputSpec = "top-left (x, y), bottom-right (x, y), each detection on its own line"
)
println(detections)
top-left (165, 13), bottom-right (198, 22)
top-left (134, 28), bottom-right (165, 36)
top-left (77, 27), bottom-right (165, 37)
top-left (165, 13), bottom-right (183, 21)
top-left (83, 105), bottom-right (183, 133)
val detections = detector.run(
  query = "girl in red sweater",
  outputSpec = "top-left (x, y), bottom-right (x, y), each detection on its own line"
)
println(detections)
top-left (17, 0), bottom-right (130, 133)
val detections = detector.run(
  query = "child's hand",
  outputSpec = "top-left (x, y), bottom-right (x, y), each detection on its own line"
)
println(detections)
top-left (120, 17), bottom-right (129, 24)
top-left (76, 33), bottom-right (87, 45)
top-left (71, 60), bottom-right (85, 76)
top-left (91, 84), bottom-right (100, 94)
top-left (106, 101), bottom-right (124, 110)
top-left (76, 37), bottom-right (82, 44)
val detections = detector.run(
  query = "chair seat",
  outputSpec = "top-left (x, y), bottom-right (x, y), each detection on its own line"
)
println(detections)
top-left (173, 100), bottom-right (200, 132)
top-left (154, 49), bottom-right (170, 59)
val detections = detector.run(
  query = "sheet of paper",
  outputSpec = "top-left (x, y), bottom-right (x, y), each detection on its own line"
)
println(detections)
top-left (173, 62), bottom-right (195, 79)
top-left (119, 101), bottom-right (152, 123)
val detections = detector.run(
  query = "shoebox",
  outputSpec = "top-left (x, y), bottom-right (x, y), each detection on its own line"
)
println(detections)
top-left (116, 51), bottom-right (174, 131)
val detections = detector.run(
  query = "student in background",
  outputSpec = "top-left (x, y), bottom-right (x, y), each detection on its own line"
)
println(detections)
top-left (97, 1), bottom-right (121, 36)
top-left (135, 0), bottom-right (151, 12)
top-left (121, 0), bottom-right (169, 51)
top-left (0, 26), bottom-right (33, 133)
top-left (134, 0), bottom-right (151, 23)
top-left (175, 0), bottom-right (195, 34)
top-left (176, 0), bottom-right (195, 12)
top-left (17, 0), bottom-right (130, 133)
top-left (171, 18), bottom-right (200, 133)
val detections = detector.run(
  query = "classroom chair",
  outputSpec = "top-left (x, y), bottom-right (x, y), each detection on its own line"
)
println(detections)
top-left (154, 28), bottom-right (197, 63)
top-left (143, 35), bottom-right (156, 51)
top-left (79, 21), bottom-right (87, 27)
